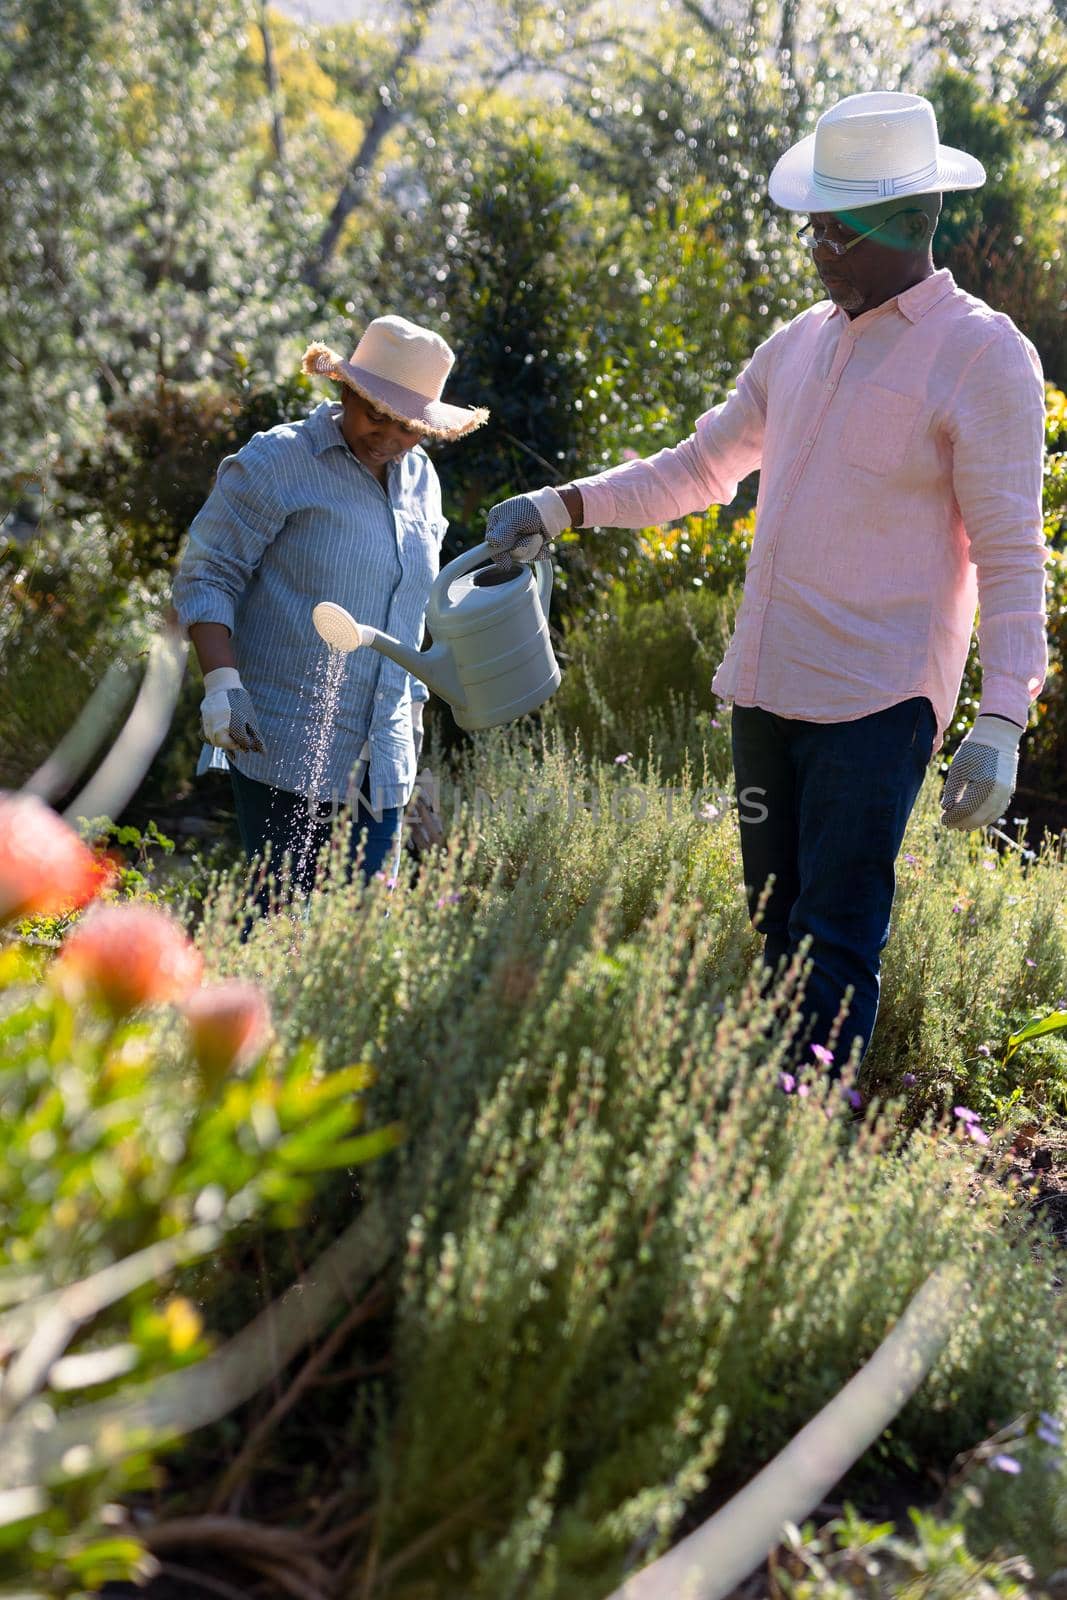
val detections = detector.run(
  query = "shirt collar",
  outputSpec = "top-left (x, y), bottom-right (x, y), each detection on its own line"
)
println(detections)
top-left (307, 400), bottom-right (349, 457)
top-left (895, 267), bottom-right (955, 323)
top-left (832, 267), bottom-right (956, 330)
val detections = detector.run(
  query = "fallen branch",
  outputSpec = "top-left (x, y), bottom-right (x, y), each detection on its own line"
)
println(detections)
top-left (0, 1195), bottom-right (390, 1490)
top-left (209, 1280), bottom-right (389, 1512)
top-left (604, 1265), bottom-right (968, 1600)
top-left (148, 1517), bottom-right (331, 1600)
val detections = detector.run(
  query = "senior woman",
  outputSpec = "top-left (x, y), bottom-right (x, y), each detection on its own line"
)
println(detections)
top-left (173, 315), bottom-right (486, 902)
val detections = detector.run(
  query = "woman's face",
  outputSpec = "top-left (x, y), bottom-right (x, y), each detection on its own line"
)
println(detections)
top-left (340, 387), bottom-right (424, 475)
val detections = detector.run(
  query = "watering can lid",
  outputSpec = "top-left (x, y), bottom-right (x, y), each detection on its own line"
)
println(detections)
top-left (430, 542), bottom-right (552, 630)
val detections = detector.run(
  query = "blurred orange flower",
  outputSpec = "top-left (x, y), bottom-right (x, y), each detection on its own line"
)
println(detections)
top-left (0, 792), bottom-right (112, 924)
top-left (182, 980), bottom-right (272, 1083)
top-left (55, 904), bottom-right (203, 1017)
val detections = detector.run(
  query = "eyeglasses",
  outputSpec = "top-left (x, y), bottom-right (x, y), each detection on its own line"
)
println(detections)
top-left (796, 209), bottom-right (925, 256)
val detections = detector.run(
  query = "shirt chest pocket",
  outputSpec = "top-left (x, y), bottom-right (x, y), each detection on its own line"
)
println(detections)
top-left (840, 383), bottom-right (923, 477)
top-left (395, 511), bottom-right (442, 578)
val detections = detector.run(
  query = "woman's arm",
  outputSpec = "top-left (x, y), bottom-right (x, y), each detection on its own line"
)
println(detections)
top-left (188, 622), bottom-right (238, 675)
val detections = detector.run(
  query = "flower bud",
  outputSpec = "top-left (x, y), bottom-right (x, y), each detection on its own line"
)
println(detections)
top-left (55, 904), bottom-right (203, 1017)
top-left (182, 980), bottom-right (271, 1084)
top-left (0, 793), bottom-right (111, 924)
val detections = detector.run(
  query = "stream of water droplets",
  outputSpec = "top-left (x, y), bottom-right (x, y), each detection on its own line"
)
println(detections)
top-left (291, 645), bottom-right (350, 886)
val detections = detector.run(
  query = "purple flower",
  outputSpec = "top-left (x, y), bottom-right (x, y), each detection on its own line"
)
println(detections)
top-left (1039, 1411), bottom-right (1061, 1434)
top-left (436, 892), bottom-right (462, 908)
top-left (951, 902), bottom-right (964, 913)
top-left (710, 718), bottom-right (722, 729)
top-left (614, 752), bottom-right (632, 766)
top-left (953, 1106), bottom-right (981, 1124)
top-left (902, 1072), bottom-right (917, 1086)
top-left (779, 1072), bottom-right (796, 1094)
top-left (797, 1083), bottom-right (811, 1098)
top-left (1038, 1421), bottom-right (1061, 1447)
top-left (968, 1124), bottom-right (991, 1146)
top-left (1025, 958), bottom-right (1036, 969)
top-left (842, 1087), bottom-right (863, 1110)
top-left (982, 858), bottom-right (996, 871)
top-left (810, 1043), bottom-right (834, 1067)
top-left (903, 852), bottom-right (918, 865)
top-left (991, 1453), bottom-right (1021, 1475)
top-left (976, 1044), bottom-right (991, 1058)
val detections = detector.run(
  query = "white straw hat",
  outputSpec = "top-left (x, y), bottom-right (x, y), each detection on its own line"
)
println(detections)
top-left (768, 91), bottom-right (986, 214)
top-left (302, 314), bottom-right (488, 441)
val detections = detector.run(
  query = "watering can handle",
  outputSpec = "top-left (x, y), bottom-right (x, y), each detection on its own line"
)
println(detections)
top-left (430, 540), bottom-right (553, 615)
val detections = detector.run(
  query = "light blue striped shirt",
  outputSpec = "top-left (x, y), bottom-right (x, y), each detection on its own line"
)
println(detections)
top-left (173, 400), bottom-right (446, 808)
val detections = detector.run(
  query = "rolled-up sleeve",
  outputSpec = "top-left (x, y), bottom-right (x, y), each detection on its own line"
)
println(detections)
top-left (570, 336), bottom-right (770, 528)
top-left (948, 330), bottom-right (1049, 727)
top-left (409, 481), bottom-right (448, 704)
top-left (172, 444), bottom-right (287, 635)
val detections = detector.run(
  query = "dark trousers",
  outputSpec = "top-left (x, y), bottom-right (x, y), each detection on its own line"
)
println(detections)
top-left (730, 696), bottom-right (937, 1071)
top-left (230, 765), bottom-right (402, 915)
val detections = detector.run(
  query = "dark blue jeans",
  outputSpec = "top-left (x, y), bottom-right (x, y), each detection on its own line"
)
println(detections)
top-left (230, 764), bottom-right (402, 915)
top-left (730, 696), bottom-right (937, 1071)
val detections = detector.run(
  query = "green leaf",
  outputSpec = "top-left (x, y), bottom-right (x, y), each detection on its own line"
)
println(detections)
top-left (275, 1122), bottom-right (403, 1172)
top-left (1003, 1009), bottom-right (1067, 1063)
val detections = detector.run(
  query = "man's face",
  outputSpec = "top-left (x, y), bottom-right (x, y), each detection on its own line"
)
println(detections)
top-left (805, 201), bottom-right (930, 317)
top-left (340, 388), bottom-right (424, 472)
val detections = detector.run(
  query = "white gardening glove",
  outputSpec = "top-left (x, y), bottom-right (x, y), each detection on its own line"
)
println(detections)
top-left (200, 667), bottom-right (266, 754)
top-left (485, 487), bottom-right (571, 572)
top-left (940, 714), bottom-right (1022, 830)
top-left (411, 699), bottom-right (425, 766)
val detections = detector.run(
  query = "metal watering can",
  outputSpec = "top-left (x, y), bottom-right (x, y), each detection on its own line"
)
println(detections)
top-left (311, 540), bottom-right (560, 732)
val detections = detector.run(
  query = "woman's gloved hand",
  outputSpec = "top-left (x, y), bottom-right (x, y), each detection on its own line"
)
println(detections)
top-left (200, 667), bottom-right (266, 754)
top-left (486, 487), bottom-right (572, 571)
top-left (404, 768), bottom-right (446, 856)
top-left (940, 713), bottom-right (1022, 830)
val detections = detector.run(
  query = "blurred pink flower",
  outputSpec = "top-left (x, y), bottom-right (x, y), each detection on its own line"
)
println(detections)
top-left (55, 904), bottom-right (203, 1017)
top-left (183, 981), bottom-right (271, 1083)
top-left (0, 792), bottom-right (112, 924)
top-left (810, 1043), bottom-right (834, 1067)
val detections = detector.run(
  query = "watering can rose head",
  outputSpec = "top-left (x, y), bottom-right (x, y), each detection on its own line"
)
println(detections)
top-left (313, 543), bottom-right (561, 733)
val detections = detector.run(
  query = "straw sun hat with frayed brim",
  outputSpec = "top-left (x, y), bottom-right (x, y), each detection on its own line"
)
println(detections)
top-left (301, 314), bottom-right (488, 442)
top-left (768, 91), bottom-right (986, 214)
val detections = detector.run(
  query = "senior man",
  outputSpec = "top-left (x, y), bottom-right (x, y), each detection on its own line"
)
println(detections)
top-left (485, 91), bottom-right (1050, 1073)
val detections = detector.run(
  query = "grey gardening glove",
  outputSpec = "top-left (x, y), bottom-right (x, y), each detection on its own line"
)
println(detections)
top-left (486, 487), bottom-right (571, 572)
top-left (200, 667), bottom-right (266, 755)
top-left (940, 714), bottom-right (1022, 830)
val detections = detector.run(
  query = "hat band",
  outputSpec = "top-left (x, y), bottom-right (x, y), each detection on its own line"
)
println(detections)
top-left (812, 156), bottom-right (938, 199)
top-left (344, 363), bottom-right (443, 419)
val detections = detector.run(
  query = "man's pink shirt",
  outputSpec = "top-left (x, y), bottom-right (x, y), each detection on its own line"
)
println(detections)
top-left (572, 269), bottom-right (1048, 754)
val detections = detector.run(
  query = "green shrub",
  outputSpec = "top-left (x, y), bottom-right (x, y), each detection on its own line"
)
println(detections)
top-left (53, 374), bottom-right (315, 585)
top-left (545, 582), bottom-right (739, 781)
top-left (171, 735), bottom-right (1067, 1592)
top-left (0, 515), bottom-right (155, 791)
top-left (865, 778), bottom-right (1067, 1120)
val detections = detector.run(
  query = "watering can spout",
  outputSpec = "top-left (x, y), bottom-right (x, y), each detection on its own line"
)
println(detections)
top-left (361, 632), bottom-right (467, 711)
top-left (312, 541), bottom-right (559, 732)
top-left (311, 601), bottom-right (466, 710)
